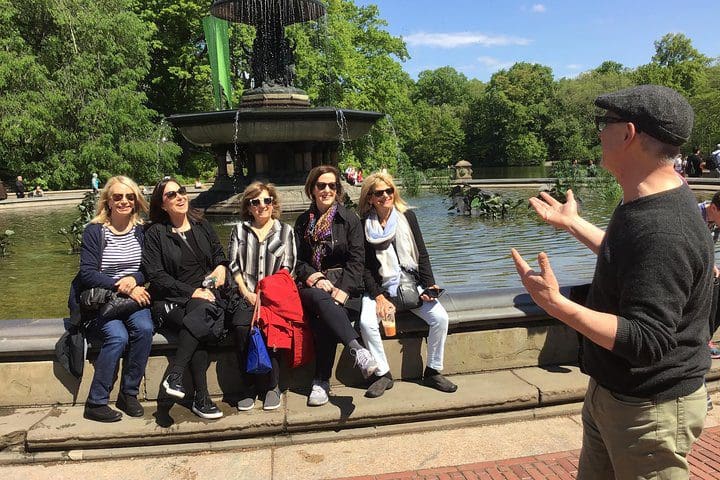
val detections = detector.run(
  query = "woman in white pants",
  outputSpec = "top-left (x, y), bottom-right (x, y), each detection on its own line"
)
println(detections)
top-left (358, 172), bottom-right (457, 398)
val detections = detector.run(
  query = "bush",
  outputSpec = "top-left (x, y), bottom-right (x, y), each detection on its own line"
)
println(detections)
top-left (58, 192), bottom-right (98, 254)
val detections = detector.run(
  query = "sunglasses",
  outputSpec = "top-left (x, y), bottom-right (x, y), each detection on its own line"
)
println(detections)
top-left (315, 181), bottom-right (338, 191)
top-left (249, 196), bottom-right (273, 207)
top-left (111, 193), bottom-right (136, 202)
top-left (164, 186), bottom-right (187, 200)
top-left (594, 115), bottom-right (629, 132)
top-left (372, 187), bottom-right (395, 198)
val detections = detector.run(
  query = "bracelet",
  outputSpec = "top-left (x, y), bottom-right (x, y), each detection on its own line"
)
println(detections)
top-left (311, 276), bottom-right (326, 287)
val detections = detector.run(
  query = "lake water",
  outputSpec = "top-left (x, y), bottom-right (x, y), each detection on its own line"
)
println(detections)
top-left (0, 189), bottom-right (713, 319)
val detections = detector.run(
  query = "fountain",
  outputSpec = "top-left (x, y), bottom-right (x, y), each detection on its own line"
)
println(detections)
top-left (165, 0), bottom-right (384, 210)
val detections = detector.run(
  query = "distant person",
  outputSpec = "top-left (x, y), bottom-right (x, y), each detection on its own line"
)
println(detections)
top-left (356, 169), bottom-right (363, 184)
top-left (587, 159), bottom-right (598, 177)
top-left (512, 85), bottom-right (712, 478)
top-left (673, 153), bottom-right (684, 175)
top-left (685, 146), bottom-right (703, 177)
top-left (15, 176), bottom-right (25, 198)
top-left (33, 185), bottom-right (44, 197)
top-left (194, 178), bottom-right (203, 189)
top-left (709, 144), bottom-right (720, 178)
top-left (91, 173), bottom-right (100, 194)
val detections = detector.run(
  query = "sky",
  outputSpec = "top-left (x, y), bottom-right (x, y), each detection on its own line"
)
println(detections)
top-left (353, 0), bottom-right (720, 82)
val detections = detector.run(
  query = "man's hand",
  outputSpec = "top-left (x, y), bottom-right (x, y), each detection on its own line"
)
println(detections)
top-left (529, 189), bottom-right (579, 231)
top-left (511, 249), bottom-right (562, 314)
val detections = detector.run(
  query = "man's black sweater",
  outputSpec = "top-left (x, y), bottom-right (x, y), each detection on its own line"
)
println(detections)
top-left (583, 184), bottom-right (713, 400)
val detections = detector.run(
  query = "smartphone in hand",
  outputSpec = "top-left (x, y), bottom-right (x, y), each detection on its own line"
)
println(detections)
top-left (422, 287), bottom-right (446, 298)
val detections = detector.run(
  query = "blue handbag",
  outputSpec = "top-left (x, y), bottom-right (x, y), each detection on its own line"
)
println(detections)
top-left (246, 292), bottom-right (272, 374)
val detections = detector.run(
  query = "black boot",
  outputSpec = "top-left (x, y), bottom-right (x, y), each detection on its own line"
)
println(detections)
top-left (116, 392), bottom-right (144, 417)
top-left (365, 372), bottom-right (394, 398)
top-left (84, 403), bottom-right (122, 422)
top-left (422, 367), bottom-right (457, 393)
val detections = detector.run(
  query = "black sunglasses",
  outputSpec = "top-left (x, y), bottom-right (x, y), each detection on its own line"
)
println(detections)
top-left (594, 115), bottom-right (630, 132)
top-left (164, 186), bottom-right (187, 200)
top-left (111, 193), bottom-right (136, 202)
top-left (372, 187), bottom-right (395, 198)
top-left (249, 196), bottom-right (273, 207)
top-left (315, 181), bottom-right (338, 191)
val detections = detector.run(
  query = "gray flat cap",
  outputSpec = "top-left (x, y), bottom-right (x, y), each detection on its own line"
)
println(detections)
top-left (594, 85), bottom-right (693, 146)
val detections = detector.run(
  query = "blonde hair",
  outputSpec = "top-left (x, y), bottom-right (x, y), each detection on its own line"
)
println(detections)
top-left (239, 181), bottom-right (281, 221)
top-left (358, 172), bottom-right (408, 218)
top-left (91, 175), bottom-right (148, 225)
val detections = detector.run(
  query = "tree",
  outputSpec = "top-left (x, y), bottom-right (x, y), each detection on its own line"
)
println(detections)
top-left (0, 0), bottom-right (180, 188)
top-left (412, 66), bottom-right (470, 106)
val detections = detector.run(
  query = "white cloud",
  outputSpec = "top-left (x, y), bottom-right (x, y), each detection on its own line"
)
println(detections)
top-left (404, 32), bottom-right (531, 49)
top-left (531, 4), bottom-right (546, 13)
top-left (566, 64), bottom-right (583, 70)
top-left (477, 56), bottom-right (514, 72)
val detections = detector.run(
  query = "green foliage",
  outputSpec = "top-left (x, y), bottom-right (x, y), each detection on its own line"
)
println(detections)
top-left (412, 66), bottom-right (470, 106)
top-left (58, 192), bottom-right (98, 254)
top-left (0, 230), bottom-right (15, 257)
top-left (449, 185), bottom-right (524, 219)
top-left (397, 158), bottom-right (421, 197)
top-left (0, 0), bottom-right (180, 188)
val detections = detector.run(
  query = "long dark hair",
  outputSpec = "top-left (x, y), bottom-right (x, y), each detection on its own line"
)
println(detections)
top-left (148, 177), bottom-right (203, 225)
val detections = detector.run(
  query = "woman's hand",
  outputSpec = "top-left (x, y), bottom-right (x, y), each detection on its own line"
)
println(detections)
top-left (192, 288), bottom-right (216, 303)
top-left (420, 284), bottom-right (441, 302)
top-left (244, 291), bottom-right (258, 306)
top-left (115, 276), bottom-right (137, 296)
top-left (129, 286), bottom-right (151, 307)
top-left (210, 265), bottom-right (227, 287)
top-left (315, 278), bottom-right (334, 293)
top-left (375, 295), bottom-right (396, 320)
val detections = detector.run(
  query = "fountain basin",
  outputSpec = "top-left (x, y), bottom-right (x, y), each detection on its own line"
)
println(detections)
top-left (166, 107), bottom-right (384, 147)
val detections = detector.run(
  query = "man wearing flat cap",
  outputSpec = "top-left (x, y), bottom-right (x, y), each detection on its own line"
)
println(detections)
top-left (512, 84), bottom-right (713, 479)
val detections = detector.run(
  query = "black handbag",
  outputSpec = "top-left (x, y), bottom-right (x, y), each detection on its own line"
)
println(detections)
top-left (80, 287), bottom-right (142, 319)
top-left (390, 268), bottom-right (423, 312)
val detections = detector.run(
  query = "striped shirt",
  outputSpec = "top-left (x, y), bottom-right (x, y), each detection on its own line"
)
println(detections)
top-left (100, 225), bottom-right (143, 280)
top-left (228, 219), bottom-right (296, 292)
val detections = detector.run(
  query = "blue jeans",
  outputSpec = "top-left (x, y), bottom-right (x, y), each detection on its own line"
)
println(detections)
top-left (87, 309), bottom-right (154, 405)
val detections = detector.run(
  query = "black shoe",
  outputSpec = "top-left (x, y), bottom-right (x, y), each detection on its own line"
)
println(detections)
top-left (116, 392), bottom-right (144, 417)
top-left (84, 403), bottom-right (122, 423)
top-left (192, 393), bottom-right (223, 419)
top-left (365, 373), bottom-right (394, 398)
top-left (423, 367), bottom-right (458, 393)
top-left (162, 372), bottom-right (186, 399)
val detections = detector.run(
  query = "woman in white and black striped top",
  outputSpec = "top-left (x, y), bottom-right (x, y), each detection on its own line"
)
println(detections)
top-left (227, 182), bottom-right (296, 411)
top-left (78, 175), bottom-right (153, 423)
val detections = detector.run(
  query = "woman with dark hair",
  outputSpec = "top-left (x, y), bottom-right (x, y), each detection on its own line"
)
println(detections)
top-left (228, 182), bottom-right (296, 411)
top-left (142, 178), bottom-right (229, 419)
top-left (295, 165), bottom-right (377, 406)
top-left (358, 172), bottom-right (456, 397)
top-left (77, 175), bottom-right (153, 422)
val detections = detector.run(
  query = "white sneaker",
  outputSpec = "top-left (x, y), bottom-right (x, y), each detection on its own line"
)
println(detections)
top-left (307, 380), bottom-right (329, 407)
top-left (351, 347), bottom-right (378, 379)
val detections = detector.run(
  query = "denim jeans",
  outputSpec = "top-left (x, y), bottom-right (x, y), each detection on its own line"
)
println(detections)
top-left (359, 289), bottom-right (449, 375)
top-left (87, 308), bottom-right (154, 405)
top-left (578, 378), bottom-right (707, 480)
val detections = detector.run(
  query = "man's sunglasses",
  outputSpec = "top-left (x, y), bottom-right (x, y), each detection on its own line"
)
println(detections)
top-left (315, 181), bottom-right (338, 191)
top-left (249, 196), bottom-right (273, 207)
top-left (111, 193), bottom-right (136, 202)
top-left (164, 186), bottom-right (187, 200)
top-left (372, 187), bottom-right (395, 198)
top-left (594, 115), bottom-right (630, 132)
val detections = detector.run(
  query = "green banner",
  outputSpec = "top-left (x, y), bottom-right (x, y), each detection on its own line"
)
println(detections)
top-left (202, 16), bottom-right (233, 110)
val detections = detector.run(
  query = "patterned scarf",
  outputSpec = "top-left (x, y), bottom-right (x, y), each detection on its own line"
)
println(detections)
top-left (305, 202), bottom-right (338, 270)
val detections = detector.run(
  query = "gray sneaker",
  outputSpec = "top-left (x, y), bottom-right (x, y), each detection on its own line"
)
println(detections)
top-left (351, 347), bottom-right (378, 379)
top-left (307, 380), bottom-right (329, 407)
top-left (263, 387), bottom-right (282, 411)
top-left (237, 395), bottom-right (255, 411)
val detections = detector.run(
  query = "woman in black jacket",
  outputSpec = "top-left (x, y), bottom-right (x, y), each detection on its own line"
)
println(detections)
top-left (142, 177), bottom-right (230, 420)
top-left (358, 172), bottom-right (457, 398)
top-left (295, 165), bottom-right (377, 406)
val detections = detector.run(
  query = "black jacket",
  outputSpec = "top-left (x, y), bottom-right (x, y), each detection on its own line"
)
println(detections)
top-left (142, 218), bottom-right (228, 305)
top-left (363, 209), bottom-right (436, 299)
top-left (294, 203), bottom-right (365, 298)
